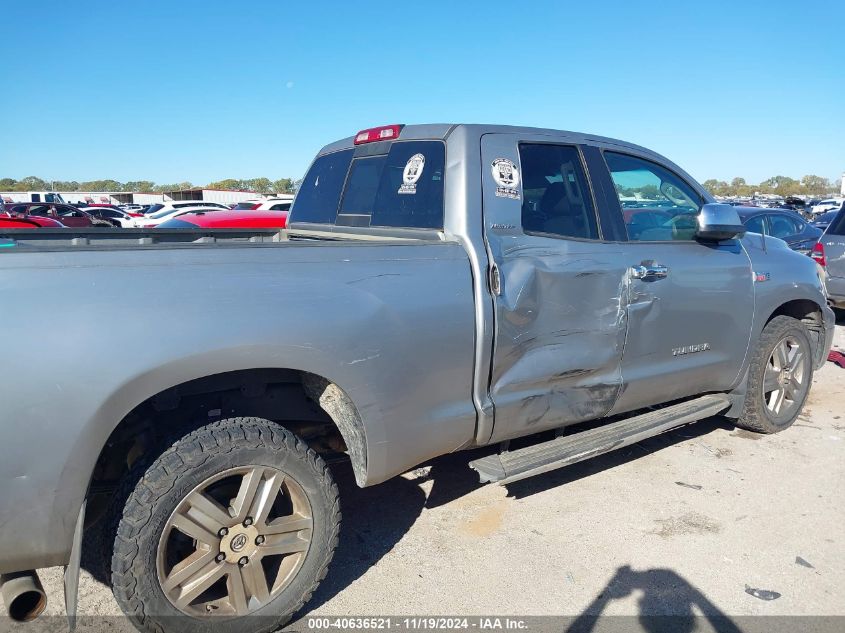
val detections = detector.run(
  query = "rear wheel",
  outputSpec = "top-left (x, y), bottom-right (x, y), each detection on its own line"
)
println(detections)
top-left (736, 316), bottom-right (814, 433)
top-left (111, 417), bottom-right (340, 633)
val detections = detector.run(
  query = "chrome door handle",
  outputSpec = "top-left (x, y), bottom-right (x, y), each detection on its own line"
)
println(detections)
top-left (630, 263), bottom-right (669, 280)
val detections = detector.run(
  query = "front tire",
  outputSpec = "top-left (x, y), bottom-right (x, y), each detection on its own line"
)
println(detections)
top-left (736, 316), bottom-right (814, 434)
top-left (111, 417), bottom-right (340, 633)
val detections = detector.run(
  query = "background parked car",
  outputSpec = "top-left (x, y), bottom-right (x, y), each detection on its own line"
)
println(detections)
top-left (117, 204), bottom-right (146, 215)
top-left (4, 203), bottom-right (110, 227)
top-left (232, 196), bottom-right (295, 212)
top-left (0, 216), bottom-right (65, 229)
top-left (79, 206), bottom-right (139, 227)
top-left (135, 205), bottom-right (232, 227)
top-left (142, 201), bottom-right (229, 216)
top-left (810, 198), bottom-right (844, 216)
top-left (811, 207), bottom-right (845, 310)
top-left (735, 206), bottom-right (823, 254)
top-left (811, 209), bottom-right (840, 231)
top-left (157, 208), bottom-right (289, 229)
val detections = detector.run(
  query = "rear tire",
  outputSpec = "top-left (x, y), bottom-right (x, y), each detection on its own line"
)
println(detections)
top-left (736, 316), bottom-right (814, 434)
top-left (110, 417), bottom-right (340, 633)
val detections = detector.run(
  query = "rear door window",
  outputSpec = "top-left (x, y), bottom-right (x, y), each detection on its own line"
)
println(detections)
top-left (518, 143), bottom-right (598, 240)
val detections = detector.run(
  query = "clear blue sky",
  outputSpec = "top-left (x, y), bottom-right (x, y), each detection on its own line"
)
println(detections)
top-left (1, 0), bottom-right (843, 186)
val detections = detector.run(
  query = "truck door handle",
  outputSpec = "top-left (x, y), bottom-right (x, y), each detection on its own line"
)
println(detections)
top-left (630, 263), bottom-right (669, 280)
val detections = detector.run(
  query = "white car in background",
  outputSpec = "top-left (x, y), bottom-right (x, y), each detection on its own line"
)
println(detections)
top-left (232, 196), bottom-right (295, 212)
top-left (142, 201), bottom-right (230, 216)
top-left (136, 205), bottom-right (230, 227)
top-left (78, 206), bottom-right (140, 228)
top-left (811, 198), bottom-right (844, 215)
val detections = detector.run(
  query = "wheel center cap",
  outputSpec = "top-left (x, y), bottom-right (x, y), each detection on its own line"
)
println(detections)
top-left (230, 534), bottom-right (248, 552)
top-left (219, 524), bottom-right (259, 563)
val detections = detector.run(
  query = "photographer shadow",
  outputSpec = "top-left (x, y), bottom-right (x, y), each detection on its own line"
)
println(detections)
top-left (567, 565), bottom-right (743, 633)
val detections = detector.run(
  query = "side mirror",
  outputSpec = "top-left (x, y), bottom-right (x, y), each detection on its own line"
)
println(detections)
top-left (696, 203), bottom-right (747, 241)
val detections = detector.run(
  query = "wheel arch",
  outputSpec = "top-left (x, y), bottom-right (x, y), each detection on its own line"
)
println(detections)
top-left (81, 365), bottom-right (369, 540)
top-left (765, 298), bottom-right (826, 366)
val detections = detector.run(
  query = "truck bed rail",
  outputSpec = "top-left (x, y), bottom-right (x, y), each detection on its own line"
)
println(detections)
top-left (0, 227), bottom-right (289, 251)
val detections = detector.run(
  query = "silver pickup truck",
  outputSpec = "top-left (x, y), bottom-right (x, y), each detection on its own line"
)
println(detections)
top-left (0, 124), bottom-right (835, 633)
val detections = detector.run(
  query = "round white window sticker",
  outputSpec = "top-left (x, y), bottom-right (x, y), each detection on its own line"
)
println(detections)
top-left (491, 158), bottom-right (519, 188)
top-left (403, 153), bottom-right (426, 185)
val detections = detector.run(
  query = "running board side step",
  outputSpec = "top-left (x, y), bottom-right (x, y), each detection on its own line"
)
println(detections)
top-left (469, 394), bottom-right (731, 485)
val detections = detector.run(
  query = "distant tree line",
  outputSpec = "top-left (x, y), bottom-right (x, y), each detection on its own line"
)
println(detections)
top-left (0, 176), bottom-right (299, 194)
top-left (702, 175), bottom-right (841, 198)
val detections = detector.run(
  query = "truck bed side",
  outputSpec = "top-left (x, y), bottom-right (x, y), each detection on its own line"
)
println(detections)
top-left (0, 239), bottom-right (476, 572)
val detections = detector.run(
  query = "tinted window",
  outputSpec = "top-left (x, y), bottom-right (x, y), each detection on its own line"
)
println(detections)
top-left (270, 203), bottom-right (291, 211)
top-left (518, 144), bottom-right (598, 239)
top-left (339, 156), bottom-right (387, 221)
top-left (825, 210), bottom-right (845, 236)
top-left (337, 141), bottom-right (445, 229)
top-left (605, 152), bottom-right (702, 241)
top-left (744, 215), bottom-right (766, 234)
top-left (370, 141), bottom-right (445, 229)
top-left (290, 149), bottom-right (354, 223)
top-left (768, 214), bottom-right (801, 238)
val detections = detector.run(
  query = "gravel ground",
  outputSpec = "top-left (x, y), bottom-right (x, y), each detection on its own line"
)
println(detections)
top-left (4, 321), bottom-right (844, 631)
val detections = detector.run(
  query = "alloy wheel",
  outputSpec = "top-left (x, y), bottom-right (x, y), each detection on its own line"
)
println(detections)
top-left (156, 465), bottom-right (313, 617)
top-left (762, 335), bottom-right (808, 420)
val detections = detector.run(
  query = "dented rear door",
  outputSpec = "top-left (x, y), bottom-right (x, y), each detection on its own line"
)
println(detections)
top-left (481, 133), bottom-right (629, 443)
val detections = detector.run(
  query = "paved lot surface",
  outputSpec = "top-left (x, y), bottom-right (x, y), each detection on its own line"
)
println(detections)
top-left (6, 321), bottom-right (844, 630)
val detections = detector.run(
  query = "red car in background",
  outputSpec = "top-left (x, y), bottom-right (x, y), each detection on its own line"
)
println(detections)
top-left (4, 203), bottom-right (110, 227)
top-left (156, 208), bottom-right (289, 229)
top-left (0, 216), bottom-right (66, 229)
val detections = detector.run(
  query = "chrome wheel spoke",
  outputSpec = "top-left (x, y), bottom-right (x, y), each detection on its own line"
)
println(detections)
top-left (231, 467), bottom-right (264, 523)
top-left (227, 567), bottom-right (249, 615)
top-left (171, 511), bottom-right (219, 546)
top-left (783, 381), bottom-right (795, 402)
top-left (248, 471), bottom-right (284, 527)
top-left (186, 491), bottom-right (232, 532)
top-left (259, 532), bottom-right (310, 556)
top-left (174, 560), bottom-right (228, 608)
top-left (240, 559), bottom-right (271, 606)
top-left (763, 366), bottom-right (780, 392)
top-left (161, 549), bottom-right (217, 593)
top-left (769, 387), bottom-right (785, 414)
top-left (774, 341), bottom-right (789, 369)
top-left (263, 513), bottom-right (312, 535)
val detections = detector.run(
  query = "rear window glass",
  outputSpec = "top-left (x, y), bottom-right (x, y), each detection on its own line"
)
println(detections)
top-left (290, 149), bottom-right (354, 223)
top-left (292, 141), bottom-right (445, 229)
top-left (827, 210), bottom-right (845, 236)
